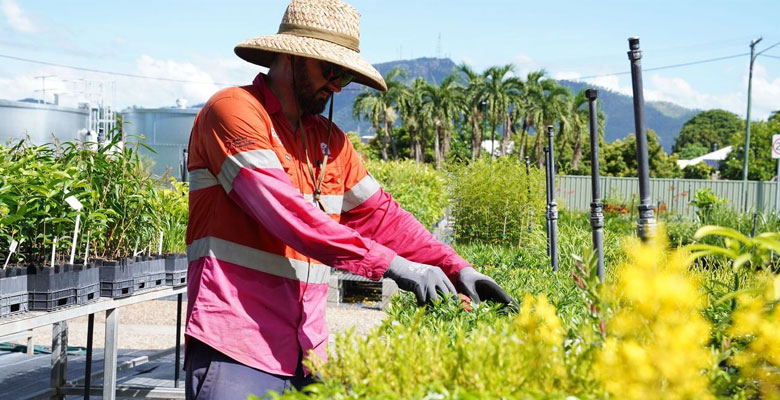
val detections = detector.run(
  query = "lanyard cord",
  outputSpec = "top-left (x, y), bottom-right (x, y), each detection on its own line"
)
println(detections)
top-left (297, 95), bottom-right (334, 213)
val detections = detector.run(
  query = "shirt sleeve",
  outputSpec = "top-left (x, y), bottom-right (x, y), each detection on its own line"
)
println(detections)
top-left (338, 141), bottom-right (470, 284)
top-left (196, 93), bottom-right (394, 280)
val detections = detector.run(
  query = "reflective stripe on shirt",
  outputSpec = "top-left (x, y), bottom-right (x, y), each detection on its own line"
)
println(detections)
top-left (218, 149), bottom-right (282, 193)
top-left (189, 168), bottom-right (220, 191)
top-left (187, 236), bottom-right (331, 284)
top-left (342, 174), bottom-right (380, 212)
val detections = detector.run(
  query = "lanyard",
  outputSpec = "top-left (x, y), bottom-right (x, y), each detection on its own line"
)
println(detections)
top-left (296, 96), bottom-right (335, 213)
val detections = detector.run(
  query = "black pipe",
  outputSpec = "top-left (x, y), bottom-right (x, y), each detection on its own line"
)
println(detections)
top-left (544, 147), bottom-right (551, 257)
top-left (175, 293), bottom-right (183, 387)
top-left (84, 313), bottom-right (94, 400)
top-left (546, 126), bottom-right (559, 271)
top-left (586, 89), bottom-right (605, 282)
top-left (627, 37), bottom-right (656, 242)
top-left (525, 156), bottom-right (532, 233)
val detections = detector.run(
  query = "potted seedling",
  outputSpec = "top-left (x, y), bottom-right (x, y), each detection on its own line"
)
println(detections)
top-left (0, 239), bottom-right (28, 317)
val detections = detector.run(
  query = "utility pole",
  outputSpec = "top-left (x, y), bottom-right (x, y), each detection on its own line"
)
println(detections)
top-left (742, 37), bottom-right (763, 212)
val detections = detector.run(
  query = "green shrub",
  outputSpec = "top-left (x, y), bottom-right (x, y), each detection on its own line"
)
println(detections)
top-left (448, 158), bottom-right (546, 245)
top-left (364, 159), bottom-right (447, 230)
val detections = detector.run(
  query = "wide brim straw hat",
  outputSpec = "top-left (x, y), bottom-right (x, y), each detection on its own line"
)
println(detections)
top-left (235, 0), bottom-right (387, 92)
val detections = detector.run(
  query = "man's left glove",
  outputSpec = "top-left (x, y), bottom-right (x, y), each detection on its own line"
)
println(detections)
top-left (456, 267), bottom-right (516, 305)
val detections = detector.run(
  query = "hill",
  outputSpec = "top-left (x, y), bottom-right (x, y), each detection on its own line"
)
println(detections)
top-left (331, 57), bottom-right (699, 152)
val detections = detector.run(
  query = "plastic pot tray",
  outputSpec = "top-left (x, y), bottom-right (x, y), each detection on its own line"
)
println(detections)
top-left (72, 262), bottom-right (100, 305)
top-left (164, 254), bottom-right (187, 287)
top-left (98, 258), bottom-right (136, 298)
top-left (27, 264), bottom-right (77, 311)
top-left (0, 267), bottom-right (29, 317)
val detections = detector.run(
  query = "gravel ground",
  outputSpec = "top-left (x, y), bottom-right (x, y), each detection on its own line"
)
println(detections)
top-left (6, 301), bottom-right (387, 351)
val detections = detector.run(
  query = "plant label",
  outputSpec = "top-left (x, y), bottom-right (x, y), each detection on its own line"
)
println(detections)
top-left (65, 195), bottom-right (84, 211)
top-left (3, 239), bottom-right (18, 269)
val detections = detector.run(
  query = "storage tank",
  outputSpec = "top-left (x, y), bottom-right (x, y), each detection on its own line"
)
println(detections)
top-left (121, 106), bottom-right (199, 177)
top-left (0, 99), bottom-right (89, 145)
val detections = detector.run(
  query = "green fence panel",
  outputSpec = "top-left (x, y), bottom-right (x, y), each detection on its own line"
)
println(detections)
top-left (556, 176), bottom-right (780, 218)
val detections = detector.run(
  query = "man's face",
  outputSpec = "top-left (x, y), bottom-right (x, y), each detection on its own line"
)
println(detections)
top-left (293, 57), bottom-right (337, 116)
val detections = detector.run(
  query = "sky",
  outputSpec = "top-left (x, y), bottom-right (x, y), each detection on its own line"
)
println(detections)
top-left (0, 0), bottom-right (778, 119)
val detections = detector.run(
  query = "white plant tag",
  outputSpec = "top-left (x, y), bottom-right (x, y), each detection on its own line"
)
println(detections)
top-left (3, 239), bottom-right (18, 269)
top-left (65, 195), bottom-right (83, 211)
top-left (158, 231), bottom-right (164, 255)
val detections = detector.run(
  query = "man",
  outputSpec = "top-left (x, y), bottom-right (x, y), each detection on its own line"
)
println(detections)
top-left (184, 0), bottom-right (513, 398)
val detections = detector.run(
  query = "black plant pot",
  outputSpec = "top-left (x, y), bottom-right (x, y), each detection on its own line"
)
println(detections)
top-left (146, 255), bottom-right (166, 289)
top-left (164, 254), bottom-right (188, 287)
top-left (27, 264), bottom-right (77, 311)
top-left (70, 261), bottom-right (100, 305)
top-left (98, 258), bottom-right (135, 298)
top-left (0, 267), bottom-right (29, 317)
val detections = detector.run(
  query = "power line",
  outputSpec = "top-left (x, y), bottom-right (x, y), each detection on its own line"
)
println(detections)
top-left (0, 53), bottom-right (238, 86)
top-left (578, 52), bottom-right (750, 80)
top-left (763, 54), bottom-right (780, 60)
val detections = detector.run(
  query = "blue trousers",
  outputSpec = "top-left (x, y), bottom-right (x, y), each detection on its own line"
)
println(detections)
top-left (185, 338), bottom-right (314, 400)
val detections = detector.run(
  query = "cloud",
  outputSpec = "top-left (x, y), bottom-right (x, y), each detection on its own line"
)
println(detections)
top-left (1, 0), bottom-right (36, 33)
top-left (583, 75), bottom-right (633, 96)
top-left (129, 55), bottom-right (222, 107)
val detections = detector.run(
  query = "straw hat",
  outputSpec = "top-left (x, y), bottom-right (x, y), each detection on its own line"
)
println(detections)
top-left (235, 0), bottom-right (387, 92)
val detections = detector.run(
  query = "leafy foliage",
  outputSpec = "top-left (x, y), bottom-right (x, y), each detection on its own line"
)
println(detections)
top-left (448, 158), bottom-right (546, 245)
top-left (672, 109), bottom-right (744, 155)
top-left (364, 159), bottom-right (448, 230)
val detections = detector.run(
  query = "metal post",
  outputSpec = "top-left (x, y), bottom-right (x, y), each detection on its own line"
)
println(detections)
top-left (742, 37), bottom-right (763, 212)
top-left (546, 126), bottom-right (559, 271)
top-left (181, 148), bottom-right (189, 183)
top-left (586, 89), bottom-right (605, 282)
top-left (103, 308), bottom-right (119, 400)
top-left (627, 37), bottom-right (656, 242)
top-left (525, 156), bottom-right (533, 233)
top-left (544, 146), bottom-right (551, 257)
top-left (174, 293), bottom-right (183, 388)
top-left (84, 314), bottom-right (94, 400)
top-left (51, 321), bottom-right (68, 400)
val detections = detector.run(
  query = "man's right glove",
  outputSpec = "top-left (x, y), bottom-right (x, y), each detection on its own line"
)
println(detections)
top-left (383, 256), bottom-right (457, 306)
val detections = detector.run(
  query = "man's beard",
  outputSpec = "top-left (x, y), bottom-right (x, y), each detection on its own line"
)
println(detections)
top-left (293, 57), bottom-right (331, 115)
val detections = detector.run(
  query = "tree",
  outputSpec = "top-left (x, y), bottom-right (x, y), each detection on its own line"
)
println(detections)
top-left (397, 78), bottom-right (429, 164)
top-left (719, 117), bottom-right (780, 181)
top-left (456, 63), bottom-right (487, 161)
top-left (478, 65), bottom-right (523, 157)
top-left (672, 109), bottom-right (744, 156)
top-left (601, 130), bottom-right (681, 178)
top-left (353, 67), bottom-right (407, 161)
top-left (529, 80), bottom-right (571, 167)
top-left (420, 74), bottom-right (463, 167)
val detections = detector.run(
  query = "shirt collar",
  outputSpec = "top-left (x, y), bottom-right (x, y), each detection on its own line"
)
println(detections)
top-left (252, 73), bottom-right (281, 115)
top-left (251, 72), bottom-right (320, 125)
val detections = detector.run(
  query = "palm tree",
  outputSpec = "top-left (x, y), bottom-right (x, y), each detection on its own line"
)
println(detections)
top-left (397, 78), bottom-right (430, 164)
top-left (516, 70), bottom-right (546, 162)
top-left (479, 65), bottom-right (523, 157)
top-left (456, 63), bottom-right (487, 161)
top-left (421, 74), bottom-right (463, 167)
top-left (353, 67), bottom-right (407, 161)
top-left (529, 79), bottom-right (571, 167)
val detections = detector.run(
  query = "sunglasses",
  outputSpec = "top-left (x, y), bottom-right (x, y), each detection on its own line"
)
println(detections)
top-left (321, 61), bottom-right (354, 87)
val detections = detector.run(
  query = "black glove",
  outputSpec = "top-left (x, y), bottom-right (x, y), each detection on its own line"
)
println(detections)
top-left (384, 256), bottom-right (457, 306)
top-left (456, 267), bottom-right (516, 305)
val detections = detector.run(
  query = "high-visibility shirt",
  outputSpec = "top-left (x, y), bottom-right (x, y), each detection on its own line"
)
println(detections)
top-left (185, 73), bottom-right (469, 376)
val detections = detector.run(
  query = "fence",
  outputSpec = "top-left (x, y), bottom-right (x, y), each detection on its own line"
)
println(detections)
top-left (556, 176), bottom-right (780, 218)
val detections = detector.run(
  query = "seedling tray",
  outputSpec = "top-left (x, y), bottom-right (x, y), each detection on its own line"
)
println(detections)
top-left (132, 257), bottom-right (151, 291)
top-left (99, 258), bottom-right (135, 298)
top-left (27, 264), bottom-right (77, 311)
top-left (146, 256), bottom-right (166, 289)
top-left (72, 263), bottom-right (100, 305)
top-left (0, 267), bottom-right (29, 317)
top-left (164, 254), bottom-right (187, 287)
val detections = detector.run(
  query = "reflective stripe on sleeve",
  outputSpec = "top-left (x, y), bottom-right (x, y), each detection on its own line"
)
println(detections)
top-left (189, 169), bottom-right (220, 191)
top-left (218, 149), bottom-right (283, 193)
top-left (302, 193), bottom-right (344, 216)
top-left (342, 175), bottom-right (380, 212)
top-left (187, 236), bottom-right (331, 284)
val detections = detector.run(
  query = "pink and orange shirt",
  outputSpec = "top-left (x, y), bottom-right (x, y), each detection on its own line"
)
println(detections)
top-left (185, 73), bottom-right (468, 375)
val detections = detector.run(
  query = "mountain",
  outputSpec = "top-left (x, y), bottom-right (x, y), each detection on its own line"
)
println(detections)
top-left (331, 57), bottom-right (699, 152)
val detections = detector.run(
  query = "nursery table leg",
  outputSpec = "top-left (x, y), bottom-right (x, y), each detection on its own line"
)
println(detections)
top-left (174, 293), bottom-right (183, 388)
top-left (103, 308), bottom-right (119, 400)
top-left (51, 321), bottom-right (68, 400)
top-left (84, 313), bottom-right (94, 399)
